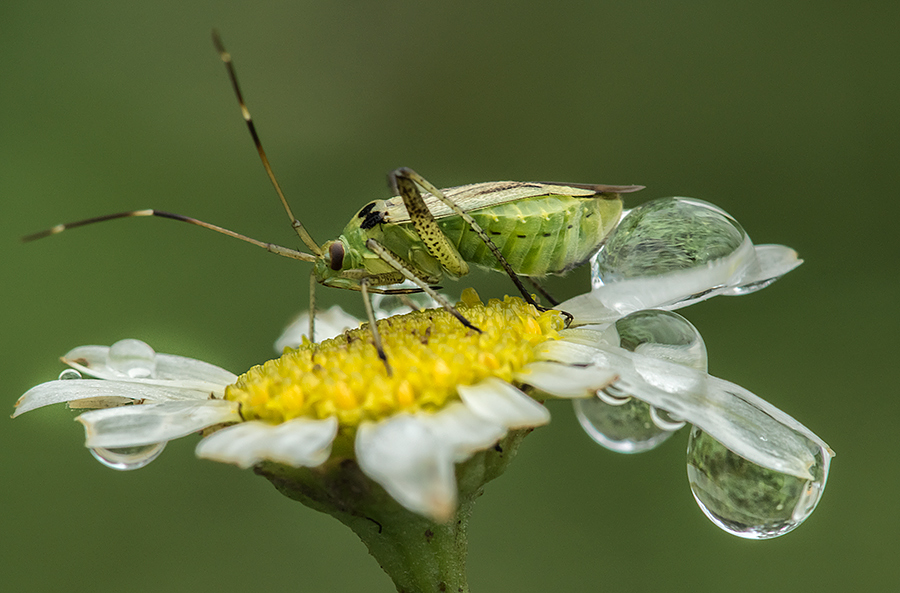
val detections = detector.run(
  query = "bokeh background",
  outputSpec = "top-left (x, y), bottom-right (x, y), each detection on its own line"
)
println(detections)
top-left (2, 2), bottom-right (896, 591)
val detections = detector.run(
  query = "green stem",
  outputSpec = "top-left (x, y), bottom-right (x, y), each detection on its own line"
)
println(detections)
top-left (255, 429), bottom-right (531, 592)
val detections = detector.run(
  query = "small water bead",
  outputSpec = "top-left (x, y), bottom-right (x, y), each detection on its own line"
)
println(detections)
top-left (575, 397), bottom-right (675, 453)
top-left (90, 442), bottom-right (167, 470)
top-left (107, 339), bottom-right (157, 378)
top-left (686, 426), bottom-right (830, 539)
top-left (574, 310), bottom-right (705, 453)
top-left (58, 369), bottom-right (82, 380)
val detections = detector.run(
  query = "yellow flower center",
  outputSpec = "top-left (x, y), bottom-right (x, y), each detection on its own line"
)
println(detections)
top-left (225, 289), bottom-right (563, 428)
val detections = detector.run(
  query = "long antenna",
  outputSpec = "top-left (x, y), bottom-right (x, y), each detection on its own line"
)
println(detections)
top-left (211, 30), bottom-right (322, 256)
top-left (22, 209), bottom-right (317, 263)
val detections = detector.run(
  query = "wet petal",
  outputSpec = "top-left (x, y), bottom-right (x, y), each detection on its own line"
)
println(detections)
top-left (514, 361), bottom-right (618, 398)
top-left (64, 340), bottom-right (236, 393)
top-left (77, 400), bottom-right (240, 448)
top-left (356, 414), bottom-right (457, 522)
top-left (196, 417), bottom-right (339, 469)
top-left (547, 341), bottom-right (831, 480)
top-left (419, 402), bottom-right (506, 462)
top-left (723, 244), bottom-right (803, 295)
top-left (13, 379), bottom-right (212, 417)
top-left (457, 378), bottom-right (550, 428)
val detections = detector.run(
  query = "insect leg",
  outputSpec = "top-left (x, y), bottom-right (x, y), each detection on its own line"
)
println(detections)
top-left (392, 168), bottom-right (542, 309)
top-left (526, 277), bottom-right (560, 307)
top-left (360, 279), bottom-right (392, 376)
top-left (390, 169), bottom-right (468, 278)
top-left (365, 239), bottom-right (482, 334)
top-left (309, 270), bottom-right (318, 342)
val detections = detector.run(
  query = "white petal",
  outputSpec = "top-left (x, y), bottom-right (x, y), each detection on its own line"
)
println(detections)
top-left (457, 378), bottom-right (550, 429)
top-left (514, 361), bottom-right (618, 398)
top-left (419, 403), bottom-right (507, 462)
top-left (355, 415), bottom-right (457, 522)
top-left (562, 243), bottom-right (800, 326)
top-left (13, 379), bottom-right (212, 418)
top-left (568, 343), bottom-right (831, 480)
top-left (77, 400), bottom-right (240, 448)
top-left (64, 344), bottom-right (236, 394)
top-left (724, 244), bottom-right (803, 295)
top-left (196, 417), bottom-right (338, 469)
top-left (274, 306), bottom-right (362, 351)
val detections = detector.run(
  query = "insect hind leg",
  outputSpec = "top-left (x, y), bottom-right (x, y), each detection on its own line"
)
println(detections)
top-left (391, 167), bottom-right (543, 310)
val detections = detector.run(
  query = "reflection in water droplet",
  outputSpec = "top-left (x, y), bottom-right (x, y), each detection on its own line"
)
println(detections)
top-left (594, 197), bottom-right (747, 285)
top-left (576, 310), bottom-right (706, 453)
top-left (58, 369), bottom-right (82, 380)
top-left (686, 427), bottom-right (830, 539)
top-left (575, 397), bottom-right (675, 453)
top-left (650, 406), bottom-right (686, 431)
top-left (90, 442), bottom-right (166, 470)
top-left (597, 385), bottom-right (631, 405)
top-left (107, 339), bottom-right (157, 378)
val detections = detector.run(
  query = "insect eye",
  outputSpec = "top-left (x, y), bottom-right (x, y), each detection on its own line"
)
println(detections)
top-left (329, 241), bottom-right (345, 271)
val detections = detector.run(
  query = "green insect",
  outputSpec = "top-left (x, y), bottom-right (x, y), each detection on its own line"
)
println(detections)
top-left (24, 32), bottom-right (642, 369)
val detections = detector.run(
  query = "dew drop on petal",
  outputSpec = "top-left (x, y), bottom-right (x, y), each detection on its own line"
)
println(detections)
top-left (574, 396), bottom-right (676, 453)
top-left (575, 310), bottom-right (704, 453)
top-left (58, 369), bottom-right (82, 380)
top-left (593, 197), bottom-right (749, 286)
top-left (90, 442), bottom-right (166, 470)
top-left (686, 426), bottom-right (830, 539)
top-left (107, 339), bottom-right (157, 378)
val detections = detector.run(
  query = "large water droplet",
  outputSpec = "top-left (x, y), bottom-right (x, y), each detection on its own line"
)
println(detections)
top-left (90, 442), bottom-right (166, 470)
top-left (575, 310), bottom-right (704, 453)
top-left (686, 426), bottom-right (830, 539)
top-left (58, 369), bottom-right (82, 380)
top-left (107, 339), bottom-right (157, 378)
top-left (594, 197), bottom-right (748, 284)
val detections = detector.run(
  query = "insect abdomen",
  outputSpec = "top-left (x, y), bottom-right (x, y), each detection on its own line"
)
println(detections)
top-left (436, 194), bottom-right (622, 276)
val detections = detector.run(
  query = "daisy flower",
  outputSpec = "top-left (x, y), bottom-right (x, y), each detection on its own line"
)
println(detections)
top-left (14, 195), bottom-right (832, 591)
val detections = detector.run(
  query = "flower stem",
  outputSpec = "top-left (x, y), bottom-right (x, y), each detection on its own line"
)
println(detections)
top-left (256, 429), bottom-right (531, 592)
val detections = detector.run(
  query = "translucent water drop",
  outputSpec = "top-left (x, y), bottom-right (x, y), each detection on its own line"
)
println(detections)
top-left (686, 426), bottom-right (830, 539)
top-left (90, 442), bottom-right (166, 470)
top-left (575, 310), bottom-right (705, 453)
top-left (107, 339), bottom-right (157, 378)
top-left (58, 369), bottom-right (82, 380)
top-left (575, 396), bottom-right (675, 453)
top-left (594, 197), bottom-right (748, 284)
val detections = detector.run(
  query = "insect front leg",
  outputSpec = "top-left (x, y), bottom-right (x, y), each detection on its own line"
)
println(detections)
top-left (360, 279), bottom-right (392, 376)
top-left (391, 167), bottom-right (544, 310)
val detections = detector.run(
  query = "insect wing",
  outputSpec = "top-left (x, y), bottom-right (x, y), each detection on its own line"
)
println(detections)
top-left (381, 181), bottom-right (629, 224)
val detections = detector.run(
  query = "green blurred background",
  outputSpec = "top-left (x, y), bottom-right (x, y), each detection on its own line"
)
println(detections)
top-left (2, 2), bottom-right (896, 591)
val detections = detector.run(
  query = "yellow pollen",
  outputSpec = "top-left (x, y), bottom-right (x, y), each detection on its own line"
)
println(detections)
top-left (225, 289), bottom-right (564, 427)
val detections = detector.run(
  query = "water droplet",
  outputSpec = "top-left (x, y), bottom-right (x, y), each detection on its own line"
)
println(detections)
top-left (575, 310), bottom-right (704, 453)
top-left (90, 442), bottom-right (166, 470)
top-left (575, 396), bottom-right (676, 453)
top-left (107, 339), bottom-right (157, 378)
top-left (58, 369), bottom-right (82, 380)
top-left (686, 426), bottom-right (830, 539)
top-left (594, 197), bottom-right (748, 285)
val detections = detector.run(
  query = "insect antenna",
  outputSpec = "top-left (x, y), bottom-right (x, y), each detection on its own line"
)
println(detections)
top-left (211, 30), bottom-right (322, 257)
top-left (22, 209), bottom-right (317, 263)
